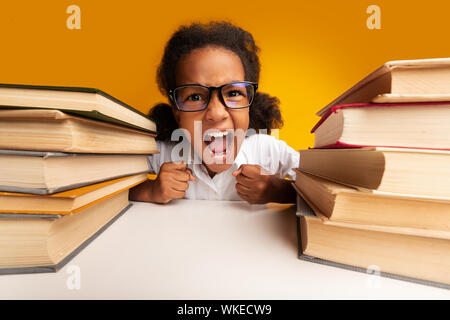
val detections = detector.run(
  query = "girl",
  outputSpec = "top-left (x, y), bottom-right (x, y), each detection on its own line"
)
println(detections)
top-left (130, 21), bottom-right (299, 204)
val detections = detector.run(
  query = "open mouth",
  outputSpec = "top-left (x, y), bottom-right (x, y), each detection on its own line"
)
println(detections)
top-left (203, 129), bottom-right (234, 159)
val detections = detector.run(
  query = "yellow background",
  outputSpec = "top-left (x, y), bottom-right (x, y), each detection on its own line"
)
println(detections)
top-left (1, 0), bottom-right (449, 150)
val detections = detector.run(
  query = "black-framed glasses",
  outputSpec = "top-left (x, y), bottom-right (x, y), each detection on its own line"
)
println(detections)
top-left (168, 81), bottom-right (258, 112)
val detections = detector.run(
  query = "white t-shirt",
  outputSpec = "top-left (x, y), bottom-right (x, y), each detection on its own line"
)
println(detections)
top-left (147, 134), bottom-right (299, 201)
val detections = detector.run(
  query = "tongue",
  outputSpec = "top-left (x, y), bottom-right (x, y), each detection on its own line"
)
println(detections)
top-left (208, 136), bottom-right (227, 154)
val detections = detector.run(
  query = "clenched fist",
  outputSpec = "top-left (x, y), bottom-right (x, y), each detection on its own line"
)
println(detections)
top-left (129, 162), bottom-right (195, 204)
top-left (232, 164), bottom-right (296, 204)
top-left (152, 162), bottom-right (195, 203)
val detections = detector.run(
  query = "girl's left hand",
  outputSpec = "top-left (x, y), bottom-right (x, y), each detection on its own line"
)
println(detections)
top-left (232, 164), bottom-right (296, 204)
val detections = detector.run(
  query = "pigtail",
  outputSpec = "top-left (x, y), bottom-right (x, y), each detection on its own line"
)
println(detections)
top-left (148, 103), bottom-right (179, 141)
top-left (249, 91), bottom-right (284, 134)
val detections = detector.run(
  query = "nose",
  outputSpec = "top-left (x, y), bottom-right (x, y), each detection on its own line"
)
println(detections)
top-left (205, 90), bottom-right (229, 122)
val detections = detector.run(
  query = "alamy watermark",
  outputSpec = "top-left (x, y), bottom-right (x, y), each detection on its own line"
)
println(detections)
top-left (366, 5), bottom-right (381, 30)
top-left (365, 264), bottom-right (382, 289)
top-left (66, 264), bottom-right (81, 290)
top-left (66, 4), bottom-right (81, 30)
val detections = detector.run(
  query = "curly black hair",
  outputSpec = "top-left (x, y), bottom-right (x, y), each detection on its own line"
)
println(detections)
top-left (149, 21), bottom-right (283, 141)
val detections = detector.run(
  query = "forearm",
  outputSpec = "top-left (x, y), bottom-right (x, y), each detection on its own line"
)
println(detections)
top-left (129, 179), bottom-right (157, 203)
top-left (269, 177), bottom-right (297, 203)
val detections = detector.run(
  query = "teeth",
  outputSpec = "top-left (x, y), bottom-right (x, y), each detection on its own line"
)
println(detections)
top-left (205, 131), bottom-right (229, 139)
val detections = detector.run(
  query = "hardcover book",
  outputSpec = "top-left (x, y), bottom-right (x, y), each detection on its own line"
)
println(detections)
top-left (293, 171), bottom-right (450, 231)
top-left (0, 83), bottom-right (156, 133)
top-left (0, 109), bottom-right (157, 154)
top-left (316, 57), bottom-right (450, 116)
top-left (0, 150), bottom-right (150, 194)
top-left (298, 147), bottom-right (450, 198)
top-left (0, 190), bottom-right (131, 274)
top-left (296, 192), bottom-right (450, 289)
top-left (0, 173), bottom-right (147, 215)
top-left (312, 102), bottom-right (450, 150)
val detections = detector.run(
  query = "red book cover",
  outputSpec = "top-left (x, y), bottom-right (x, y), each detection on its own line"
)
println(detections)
top-left (311, 101), bottom-right (450, 151)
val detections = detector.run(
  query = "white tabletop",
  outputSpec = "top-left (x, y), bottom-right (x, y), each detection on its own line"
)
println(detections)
top-left (0, 200), bottom-right (448, 299)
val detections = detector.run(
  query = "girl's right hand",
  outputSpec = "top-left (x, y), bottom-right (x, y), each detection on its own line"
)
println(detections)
top-left (151, 162), bottom-right (195, 204)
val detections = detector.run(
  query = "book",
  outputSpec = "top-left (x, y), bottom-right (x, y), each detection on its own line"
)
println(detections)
top-left (0, 109), bottom-right (158, 154)
top-left (0, 190), bottom-right (131, 274)
top-left (316, 58), bottom-right (450, 117)
top-left (298, 147), bottom-right (450, 198)
top-left (0, 173), bottom-right (147, 215)
top-left (0, 150), bottom-right (150, 194)
top-left (312, 102), bottom-right (450, 150)
top-left (293, 171), bottom-right (450, 231)
top-left (0, 83), bottom-right (156, 133)
top-left (296, 193), bottom-right (450, 289)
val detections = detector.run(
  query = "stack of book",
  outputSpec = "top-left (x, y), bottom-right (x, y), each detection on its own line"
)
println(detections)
top-left (0, 84), bottom-right (157, 274)
top-left (294, 58), bottom-right (450, 288)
